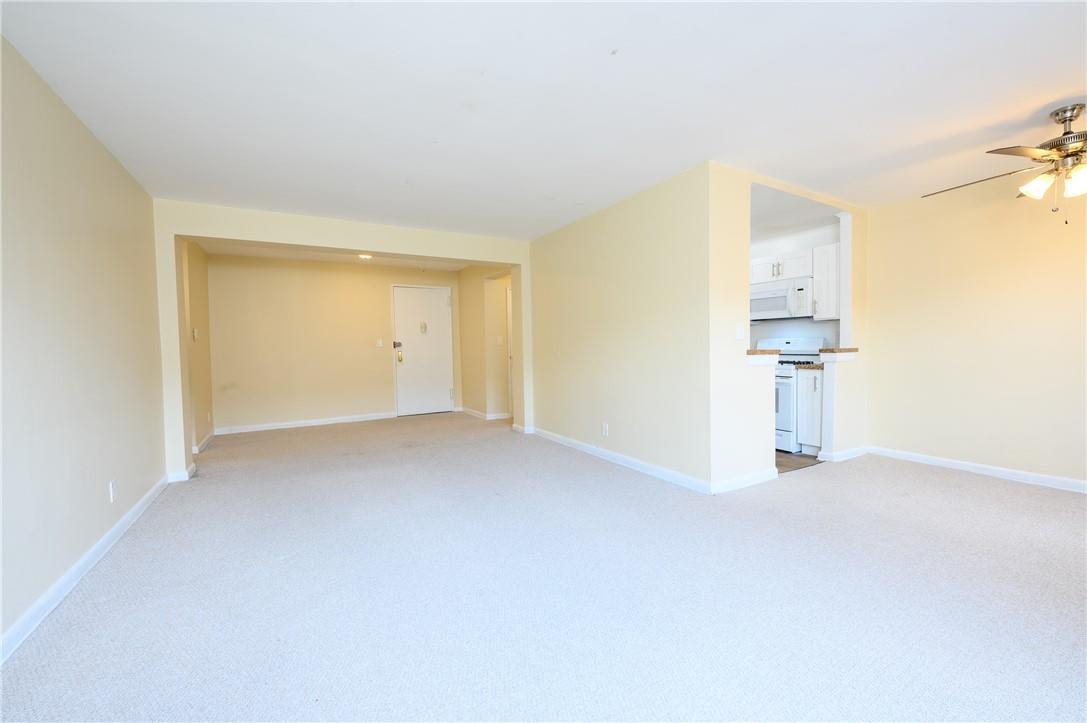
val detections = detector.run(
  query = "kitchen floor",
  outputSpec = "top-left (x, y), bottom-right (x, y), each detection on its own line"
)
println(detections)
top-left (776, 451), bottom-right (822, 473)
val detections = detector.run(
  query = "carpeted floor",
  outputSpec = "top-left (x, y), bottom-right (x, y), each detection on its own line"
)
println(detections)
top-left (3, 413), bottom-right (1084, 721)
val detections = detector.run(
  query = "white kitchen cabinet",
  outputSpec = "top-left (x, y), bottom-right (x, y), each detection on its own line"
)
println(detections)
top-left (812, 242), bottom-right (839, 320)
top-left (797, 368), bottom-right (822, 447)
top-left (777, 249), bottom-right (813, 280)
top-left (750, 249), bottom-right (812, 283)
top-left (750, 256), bottom-right (778, 284)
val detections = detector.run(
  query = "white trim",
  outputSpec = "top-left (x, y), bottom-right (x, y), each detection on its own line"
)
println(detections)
top-left (167, 463), bottom-right (196, 483)
top-left (819, 445), bottom-right (1085, 493)
top-left (710, 467), bottom-right (779, 494)
top-left (817, 446), bottom-right (869, 462)
top-left (2, 475), bottom-right (168, 664)
top-left (866, 447), bottom-right (1086, 494)
top-left (534, 428), bottom-right (712, 495)
top-left (214, 412), bottom-right (396, 436)
top-left (512, 424), bottom-right (535, 434)
top-left (462, 408), bottom-right (511, 421)
top-left (191, 431), bottom-right (213, 455)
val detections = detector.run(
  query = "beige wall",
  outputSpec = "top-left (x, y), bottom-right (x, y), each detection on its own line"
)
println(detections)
top-left (458, 266), bottom-right (490, 415)
top-left (532, 165), bottom-right (713, 480)
top-left (485, 275), bottom-right (512, 415)
top-left (180, 241), bottom-right (214, 448)
top-left (868, 175), bottom-right (1086, 480)
top-left (458, 266), bottom-right (512, 417)
top-left (207, 255), bottom-right (462, 430)
top-left (1, 40), bottom-right (164, 632)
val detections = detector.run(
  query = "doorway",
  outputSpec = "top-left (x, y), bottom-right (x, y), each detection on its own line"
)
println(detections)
top-left (393, 285), bottom-right (455, 416)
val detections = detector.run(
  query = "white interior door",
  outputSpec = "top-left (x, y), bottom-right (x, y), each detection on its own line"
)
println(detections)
top-left (393, 286), bottom-right (454, 416)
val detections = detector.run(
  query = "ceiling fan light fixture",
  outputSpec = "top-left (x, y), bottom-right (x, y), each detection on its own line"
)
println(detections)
top-left (1064, 163), bottom-right (1087, 198)
top-left (1018, 170), bottom-right (1057, 200)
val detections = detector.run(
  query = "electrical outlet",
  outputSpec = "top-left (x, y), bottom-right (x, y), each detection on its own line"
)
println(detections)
top-left (376, 338), bottom-right (384, 348)
top-left (108, 480), bottom-right (116, 504)
top-left (601, 422), bottom-right (609, 437)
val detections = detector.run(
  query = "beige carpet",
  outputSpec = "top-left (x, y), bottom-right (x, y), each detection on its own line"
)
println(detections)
top-left (3, 413), bottom-right (1084, 721)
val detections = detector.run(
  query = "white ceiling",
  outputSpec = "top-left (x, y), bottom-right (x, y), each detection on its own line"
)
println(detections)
top-left (750, 185), bottom-right (840, 243)
top-left (4, 3), bottom-right (1084, 240)
top-left (185, 236), bottom-right (500, 272)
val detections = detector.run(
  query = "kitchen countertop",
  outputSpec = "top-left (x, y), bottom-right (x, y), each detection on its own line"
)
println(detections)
top-left (819, 347), bottom-right (859, 353)
top-left (793, 363), bottom-right (824, 370)
top-left (746, 349), bottom-right (780, 355)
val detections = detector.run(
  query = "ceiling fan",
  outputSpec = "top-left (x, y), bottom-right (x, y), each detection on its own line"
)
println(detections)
top-left (923, 103), bottom-right (1087, 201)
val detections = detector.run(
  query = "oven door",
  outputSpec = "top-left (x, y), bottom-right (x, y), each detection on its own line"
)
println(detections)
top-left (750, 280), bottom-right (793, 320)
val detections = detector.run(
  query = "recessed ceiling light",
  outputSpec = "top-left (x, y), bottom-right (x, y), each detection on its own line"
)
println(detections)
top-left (358, 254), bottom-right (372, 260)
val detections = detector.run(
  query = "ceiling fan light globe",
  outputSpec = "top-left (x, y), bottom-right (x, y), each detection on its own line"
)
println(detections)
top-left (1018, 171), bottom-right (1057, 200)
top-left (1064, 164), bottom-right (1087, 198)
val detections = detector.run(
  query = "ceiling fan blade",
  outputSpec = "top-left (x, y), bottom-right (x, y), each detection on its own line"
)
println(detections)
top-left (922, 167), bottom-right (1038, 198)
top-left (986, 145), bottom-right (1058, 160)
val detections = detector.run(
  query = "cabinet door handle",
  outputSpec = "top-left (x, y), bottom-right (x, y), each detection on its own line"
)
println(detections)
top-left (813, 376), bottom-right (818, 392)
top-left (775, 388), bottom-right (779, 413)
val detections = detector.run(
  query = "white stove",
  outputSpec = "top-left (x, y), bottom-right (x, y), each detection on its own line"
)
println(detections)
top-left (756, 337), bottom-right (823, 453)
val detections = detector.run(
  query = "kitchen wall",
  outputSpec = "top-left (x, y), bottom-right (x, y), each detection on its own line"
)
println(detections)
top-left (207, 256), bottom-right (462, 431)
top-left (2, 39), bottom-right (165, 635)
top-left (868, 174), bottom-right (1085, 481)
top-left (750, 319), bottom-right (840, 348)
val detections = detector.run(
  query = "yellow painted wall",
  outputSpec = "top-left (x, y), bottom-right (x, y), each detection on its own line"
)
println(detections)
top-left (181, 241), bottom-right (214, 448)
top-left (457, 266), bottom-right (490, 415)
top-left (707, 164), bottom-right (777, 486)
top-left (532, 165), bottom-right (713, 480)
top-left (485, 275), bottom-right (512, 416)
top-left (868, 175), bottom-right (1086, 480)
top-left (1, 39), bottom-right (164, 631)
top-left (207, 255), bottom-right (462, 430)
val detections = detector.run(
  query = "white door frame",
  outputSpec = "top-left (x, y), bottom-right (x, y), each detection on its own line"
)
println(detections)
top-left (390, 284), bottom-right (455, 417)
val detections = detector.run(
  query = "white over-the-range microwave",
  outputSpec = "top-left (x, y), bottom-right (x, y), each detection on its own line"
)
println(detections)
top-left (750, 277), bottom-right (812, 320)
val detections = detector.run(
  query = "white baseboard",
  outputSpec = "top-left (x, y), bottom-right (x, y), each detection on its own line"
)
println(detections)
top-left (865, 446), bottom-right (1086, 494)
top-left (534, 428), bottom-right (712, 495)
top-left (461, 408), bottom-right (513, 422)
top-left (167, 462), bottom-right (196, 483)
top-left (214, 411), bottom-right (396, 436)
top-left (2, 474), bottom-right (168, 664)
top-left (818, 446), bottom-right (870, 463)
top-left (191, 431), bottom-right (213, 455)
top-left (711, 467), bottom-right (779, 494)
top-left (512, 424), bottom-right (535, 434)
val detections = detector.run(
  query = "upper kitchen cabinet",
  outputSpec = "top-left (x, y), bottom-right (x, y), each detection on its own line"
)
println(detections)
top-left (750, 256), bottom-right (778, 283)
top-left (812, 243), bottom-right (839, 320)
top-left (750, 249), bottom-right (812, 283)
